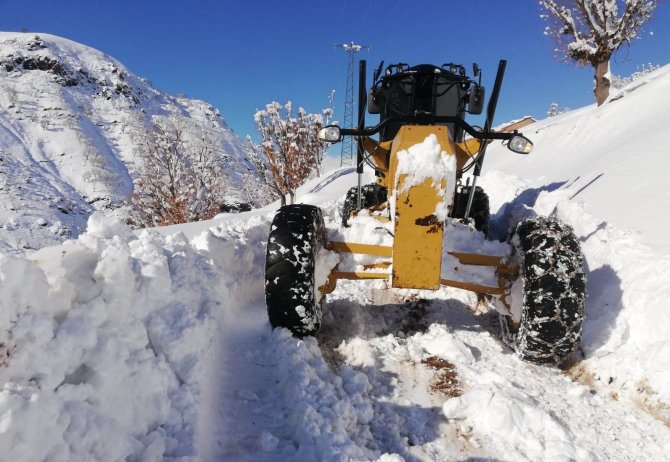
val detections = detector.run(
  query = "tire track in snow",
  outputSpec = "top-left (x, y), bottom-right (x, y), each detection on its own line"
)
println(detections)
top-left (319, 281), bottom-right (670, 461)
top-left (206, 305), bottom-right (289, 461)
top-left (198, 218), bottom-right (382, 461)
top-left (207, 305), bottom-right (384, 462)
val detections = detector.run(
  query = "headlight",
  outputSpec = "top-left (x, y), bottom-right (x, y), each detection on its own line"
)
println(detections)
top-left (508, 134), bottom-right (533, 154)
top-left (318, 125), bottom-right (342, 143)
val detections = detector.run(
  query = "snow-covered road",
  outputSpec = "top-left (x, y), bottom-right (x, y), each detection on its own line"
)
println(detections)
top-left (205, 271), bottom-right (670, 461)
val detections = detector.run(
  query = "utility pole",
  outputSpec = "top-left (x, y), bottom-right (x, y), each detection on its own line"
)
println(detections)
top-left (335, 42), bottom-right (370, 166)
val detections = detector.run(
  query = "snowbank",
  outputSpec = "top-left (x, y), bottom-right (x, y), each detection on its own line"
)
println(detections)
top-left (484, 62), bottom-right (670, 254)
top-left (0, 212), bottom-right (267, 461)
top-left (0, 206), bottom-right (399, 461)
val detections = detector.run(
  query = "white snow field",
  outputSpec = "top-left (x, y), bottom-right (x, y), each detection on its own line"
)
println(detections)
top-left (2, 62), bottom-right (670, 460)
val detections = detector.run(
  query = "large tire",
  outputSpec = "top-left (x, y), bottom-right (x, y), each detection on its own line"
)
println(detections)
top-left (265, 204), bottom-right (326, 337)
top-left (341, 183), bottom-right (388, 226)
top-left (450, 186), bottom-right (490, 235)
top-left (500, 216), bottom-right (586, 366)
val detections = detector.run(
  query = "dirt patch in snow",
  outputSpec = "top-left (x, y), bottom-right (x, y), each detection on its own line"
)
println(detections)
top-left (422, 356), bottom-right (462, 398)
top-left (566, 365), bottom-right (670, 428)
top-left (634, 380), bottom-right (670, 428)
top-left (0, 342), bottom-right (15, 368)
top-left (564, 363), bottom-right (598, 392)
top-left (636, 400), bottom-right (670, 428)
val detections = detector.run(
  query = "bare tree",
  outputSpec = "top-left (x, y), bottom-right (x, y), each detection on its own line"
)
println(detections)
top-left (547, 101), bottom-right (570, 117)
top-left (129, 120), bottom-right (227, 227)
top-left (239, 136), bottom-right (277, 207)
top-left (253, 102), bottom-right (329, 206)
top-left (540, 0), bottom-right (658, 105)
top-left (4, 84), bottom-right (19, 110)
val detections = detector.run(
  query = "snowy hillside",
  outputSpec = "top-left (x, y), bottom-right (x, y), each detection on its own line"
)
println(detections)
top-left (484, 63), bottom-right (670, 254)
top-left (0, 32), bottom-right (256, 253)
top-left (1, 61), bottom-right (670, 461)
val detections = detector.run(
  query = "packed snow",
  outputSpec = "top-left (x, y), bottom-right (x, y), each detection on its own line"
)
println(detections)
top-left (1, 35), bottom-right (670, 461)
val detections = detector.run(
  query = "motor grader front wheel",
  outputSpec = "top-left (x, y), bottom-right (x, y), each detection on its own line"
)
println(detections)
top-left (265, 204), bottom-right (326, 337)
top-left (500, 216), bottom-right (586, 366)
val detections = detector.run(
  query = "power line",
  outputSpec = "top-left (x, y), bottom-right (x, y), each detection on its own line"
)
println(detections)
top-left (335, 42), bottom-right (370, 166)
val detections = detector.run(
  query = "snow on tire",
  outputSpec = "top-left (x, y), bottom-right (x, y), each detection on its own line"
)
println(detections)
top-left (500, 216), bottom-right (586, 366)
top-left (265, 204), bottom-right (326, 337)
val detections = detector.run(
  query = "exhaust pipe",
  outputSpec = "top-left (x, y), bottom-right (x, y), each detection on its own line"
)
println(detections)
top-left (356, 59), bottom-right (367, 210)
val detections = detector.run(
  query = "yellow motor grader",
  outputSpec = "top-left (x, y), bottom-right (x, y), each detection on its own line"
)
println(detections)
top-left (264, 60), bottom-right (585, 366)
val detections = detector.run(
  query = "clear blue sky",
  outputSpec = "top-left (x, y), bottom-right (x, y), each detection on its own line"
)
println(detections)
top-left (1, 0), bottom-right (669, 145)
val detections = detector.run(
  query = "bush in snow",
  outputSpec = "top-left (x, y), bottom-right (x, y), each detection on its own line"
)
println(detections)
top-left (237, 135), bottom-right (280, 207)
top-left (546, 101), bottom-right (570, 117)
top-left (253, 101), bottom-right (331, 206)
top-left (129, 119), bottom-right (228, 227)
top-left (540, 0), bottom-right (659, 106)
top-left (610, 62), bottom-right (660, 90)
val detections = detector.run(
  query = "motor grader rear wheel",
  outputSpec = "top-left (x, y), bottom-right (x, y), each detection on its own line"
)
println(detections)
top-left (341, 183), bottom-right (388, 227)
top-left (500, 216), bottom-right (586, 366)
top-left (450, 185), bottom-right (490, 236)
top-left (265, 204), bottom-right (326, 337)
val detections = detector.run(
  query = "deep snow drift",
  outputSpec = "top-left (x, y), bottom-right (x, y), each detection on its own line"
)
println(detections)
top-left (1, 61), bottom-right (670, 460)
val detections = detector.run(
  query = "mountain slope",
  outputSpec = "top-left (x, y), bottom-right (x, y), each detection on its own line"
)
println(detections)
top-left (0, 32), bottom-right (257, 252)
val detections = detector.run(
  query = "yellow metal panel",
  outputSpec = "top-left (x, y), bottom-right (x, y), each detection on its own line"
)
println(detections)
top-left (448, 252), bottom-right (503, 267)
top-left (326, 241), bottom-right (393, 257)
top-left (389, 126), bottom-right (455, 290)
top-left (447, 252), bottom-right (518, 278)
top-left (362, 262), bottom-right (391, 270)
top-left (331, 271), bottom-right (389, 280)
top-left (455, 138), bottom-right (482, 171)
top-left (393, 176), bottom-right (444, 289)
top-left (319, 269), bottom-right (389, 296)
top-left (439, 278), bottom-right (505, 296)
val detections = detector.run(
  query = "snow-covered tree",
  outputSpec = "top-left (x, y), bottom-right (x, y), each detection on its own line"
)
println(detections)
top-left (540, 0), bottom-right (658, 105)
top-left (254, 102), bottom-right (329, 206)
top-left (129, 120), bottom-right (227, 227)
top-left (610, 62), bottom-right (660, 89)
top-left (237, 135), bottom-right (277, 207)
top-left (547, 101), bottom-right (571, 117)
